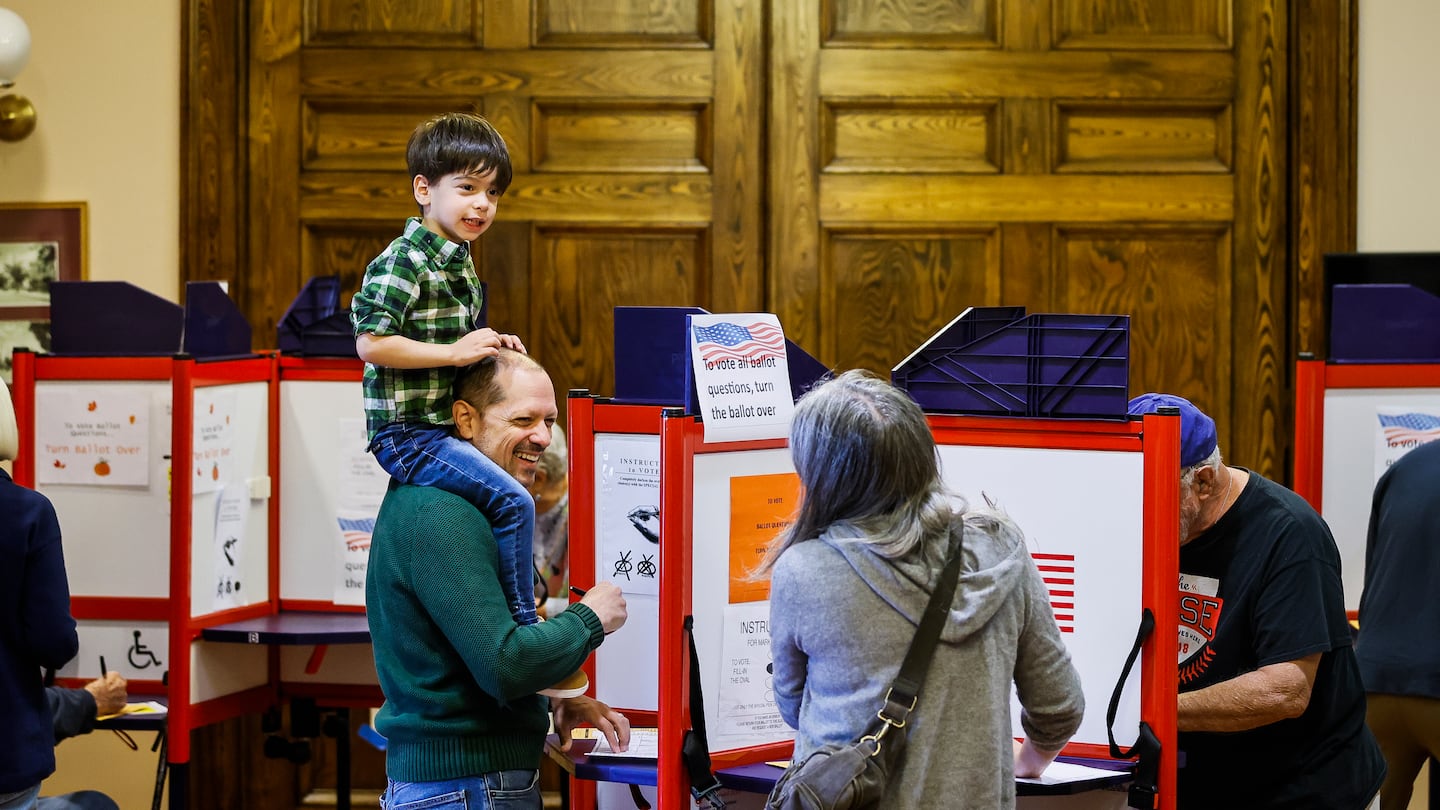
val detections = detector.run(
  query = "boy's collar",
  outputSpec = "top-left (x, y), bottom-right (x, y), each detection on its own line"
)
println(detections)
top-left (403, 217), bottom-right (469, 263)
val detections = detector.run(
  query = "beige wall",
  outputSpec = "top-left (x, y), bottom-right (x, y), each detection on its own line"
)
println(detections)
top-left (0, 0), bottom-right (179, 301)
top-left (2, 3), bottom-right (179, 804)
top-left (1357, 0), bottom-right (1440, 251)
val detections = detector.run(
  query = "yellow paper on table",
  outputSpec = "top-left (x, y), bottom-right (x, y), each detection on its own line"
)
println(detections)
top-left (96, 700), bottom-right (167, 722)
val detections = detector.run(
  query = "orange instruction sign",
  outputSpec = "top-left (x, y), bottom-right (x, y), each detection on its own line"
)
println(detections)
top-left (728, 472), bottom-right (801, 602)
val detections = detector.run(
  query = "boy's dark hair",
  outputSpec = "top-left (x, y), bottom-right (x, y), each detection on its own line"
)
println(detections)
top-left (406, 112), bottom-right (513, 193)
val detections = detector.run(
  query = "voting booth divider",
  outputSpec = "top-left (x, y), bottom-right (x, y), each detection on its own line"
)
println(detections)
top-left (11, 348), bottom-right (278, 800)
top-left (565, 307), bottom-right (1182, 809)
top-left (273, 354), bottom-right (381, 706)
top-left (8, 281), bottom-right (380, 809)
top-left (1294, 359), bottom-right (1440, 617)
top-left (1291, 254), bottom-right (1440, 616)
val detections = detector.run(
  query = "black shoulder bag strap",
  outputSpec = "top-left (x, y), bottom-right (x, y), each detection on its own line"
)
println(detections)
top-left (865, 521), bottom-right (966, 746)
top-left (1106, 607), bottom-right (1161, 810)
top-left (682, 614), bottom-right (727, 809)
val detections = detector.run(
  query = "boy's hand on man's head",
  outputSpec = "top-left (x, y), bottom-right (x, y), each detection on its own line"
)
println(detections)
top-left (496, 331), bottom-right (526, 354)
top-left (449, 328), bottom-right (523, 366)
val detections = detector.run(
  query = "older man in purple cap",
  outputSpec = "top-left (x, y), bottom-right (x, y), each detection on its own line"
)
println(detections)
top-left (1129, 393), bottom-right (1385, 810)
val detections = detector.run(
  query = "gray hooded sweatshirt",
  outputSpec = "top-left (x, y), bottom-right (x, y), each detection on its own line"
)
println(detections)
top-left (769, 510), bottom-right (1085, 809)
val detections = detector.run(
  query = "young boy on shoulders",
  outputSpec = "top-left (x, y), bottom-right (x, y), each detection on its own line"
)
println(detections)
top-left (351, 112), bottom-right (584, 697)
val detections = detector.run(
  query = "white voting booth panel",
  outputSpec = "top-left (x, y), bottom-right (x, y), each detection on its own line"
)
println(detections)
top-left (278, 377), bottom-right (376, 608)
top-left (592, 432), bottom-right (664, 713)
top-left (689, 447), bottom-right (797, 754)
top-left (1318, 386), bottom-right (1440, 611)
top-left (187, 381), bottom-right (272, 618)
top-left (190, 642), bottom-right (269, 702)
top-left (34, 379), bottom-right (173, 599)
top-left (57, 620), bottom-right (170, 683)
top-left (937, 444), bottom-right (1144, 749)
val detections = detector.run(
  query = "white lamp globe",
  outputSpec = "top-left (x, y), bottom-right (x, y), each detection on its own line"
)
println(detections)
top-left (0, 7), bottom-right (32, 87)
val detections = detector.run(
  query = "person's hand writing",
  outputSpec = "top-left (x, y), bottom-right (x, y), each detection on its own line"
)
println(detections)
top-left (578, 581), bottom-right (627, 634)
top-left (448, 329), bottom-right (525, 366)
top-left (553, 695), bottom-right (630, 754)
top-left (86, 671), bottom-right (129, 717)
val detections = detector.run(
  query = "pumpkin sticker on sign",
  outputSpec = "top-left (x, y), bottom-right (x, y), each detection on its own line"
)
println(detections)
top-left (192, 388), bottom-right (237, 495)
top-left (35, 387), bottom-right (151, 487)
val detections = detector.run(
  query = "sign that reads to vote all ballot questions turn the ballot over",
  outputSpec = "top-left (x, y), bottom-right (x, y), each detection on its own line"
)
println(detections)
top-left (688, 313), bottom-right (794, 443)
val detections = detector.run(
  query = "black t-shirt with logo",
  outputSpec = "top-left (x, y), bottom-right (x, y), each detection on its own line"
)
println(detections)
top-left (1175, 472), bottom-right (1385, 810)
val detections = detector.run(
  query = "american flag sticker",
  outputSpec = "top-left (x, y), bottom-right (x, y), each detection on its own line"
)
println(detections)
top-left (338, 516), bottom-right (374, 551)
top-left (692, 320), bottom-right (785, 364)
top-left (1033, 552), bottom-right (1076, 633)
top-left (1377, 411), bottom-right (1440, 445)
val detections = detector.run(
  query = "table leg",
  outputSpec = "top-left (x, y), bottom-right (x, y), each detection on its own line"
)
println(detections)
top-left (335, 707), bottom-right (351, 810)
top-left (167, 757), bottom-right (187, 810)
top-left (151, 729), bottom-right (168, 810)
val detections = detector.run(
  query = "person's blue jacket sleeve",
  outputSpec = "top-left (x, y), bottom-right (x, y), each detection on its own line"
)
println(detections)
top-left (47, 685), bottom-right (98, 743)
top-left (23, 493), bottom-right (80, 669)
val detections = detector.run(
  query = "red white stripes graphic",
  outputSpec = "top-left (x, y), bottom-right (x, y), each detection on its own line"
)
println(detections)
top-left (1033, 553), bottom-right (1076, 633)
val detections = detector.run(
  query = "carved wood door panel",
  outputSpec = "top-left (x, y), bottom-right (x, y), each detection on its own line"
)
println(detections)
top-left (245, 0), bottom-right (763, 410)
top-left (770, 0), bottom-right (1286, 472)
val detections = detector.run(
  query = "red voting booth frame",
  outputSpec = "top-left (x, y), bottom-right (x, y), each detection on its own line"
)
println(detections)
top-left (569, 394), bottom-right (1180, 810)
top-left (1292, 358), bottom-right (1440, 623)
top-left (275, 355), bottom-right (368, 616)
top-left (11, 351), bottom-right (380, 807)
top-left (1293, 359), bottom-right (1440, 509)
top-left (10, 351), bottom-right (279, 777)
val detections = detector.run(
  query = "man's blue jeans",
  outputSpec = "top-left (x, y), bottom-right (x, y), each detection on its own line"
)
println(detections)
top-left (371, 422), bottom-right (538, 625)
top-left (380, 770), bottom-right (541, 810)
top-left (36, 792), bottom-right (120, 810)
top-left (0, 785), bottom-right (40, 810)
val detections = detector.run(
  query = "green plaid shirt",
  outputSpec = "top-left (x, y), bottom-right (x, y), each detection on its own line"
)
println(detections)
top-left (352, 218), bottom-right (485, 439)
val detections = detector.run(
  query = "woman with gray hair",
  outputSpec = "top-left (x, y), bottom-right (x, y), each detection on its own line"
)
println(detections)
top-left (762, 370), bottom-right (1084, 809)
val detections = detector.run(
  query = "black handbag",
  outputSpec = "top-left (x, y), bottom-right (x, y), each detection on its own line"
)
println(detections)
top-left (766, 523), bottom-right (965, 810)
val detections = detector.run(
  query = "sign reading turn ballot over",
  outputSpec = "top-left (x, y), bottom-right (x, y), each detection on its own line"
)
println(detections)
top-left (687, 313), bottom-right (795, 443)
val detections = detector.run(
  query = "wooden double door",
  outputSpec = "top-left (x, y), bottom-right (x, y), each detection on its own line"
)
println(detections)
top-left (181, 0), bottom-right (1353, 805)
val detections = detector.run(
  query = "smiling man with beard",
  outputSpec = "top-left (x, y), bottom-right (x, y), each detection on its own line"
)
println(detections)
top-left (1128, 393), bottom-right (1385, 809)
top-left (366, 349), bottom-right (631, 810)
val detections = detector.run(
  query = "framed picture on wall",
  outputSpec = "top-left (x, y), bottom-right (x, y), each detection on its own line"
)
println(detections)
top-left (0, 202), bottom-right (87, 382)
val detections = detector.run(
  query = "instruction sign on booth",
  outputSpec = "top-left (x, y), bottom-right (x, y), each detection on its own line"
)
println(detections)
top-left (687, 313), bottom-right (794, 443)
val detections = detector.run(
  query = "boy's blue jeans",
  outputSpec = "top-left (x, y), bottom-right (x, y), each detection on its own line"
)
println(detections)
top-left (371, 422), bottom-right (539, 625)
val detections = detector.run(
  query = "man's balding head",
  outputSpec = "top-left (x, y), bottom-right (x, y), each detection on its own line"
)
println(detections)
top-left (452, 349), bottom-right (557, 487)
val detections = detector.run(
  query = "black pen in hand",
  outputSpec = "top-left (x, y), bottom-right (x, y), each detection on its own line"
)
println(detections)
top-left (569, 585), bottom-right (618, 635)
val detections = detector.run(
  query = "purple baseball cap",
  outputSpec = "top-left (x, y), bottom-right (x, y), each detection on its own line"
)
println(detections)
top-left (1127, 393), bottom-right (1218, 467)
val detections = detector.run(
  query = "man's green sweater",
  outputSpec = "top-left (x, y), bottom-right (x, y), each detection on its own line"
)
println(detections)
top-left (367, 483), bottom-right (605, 781)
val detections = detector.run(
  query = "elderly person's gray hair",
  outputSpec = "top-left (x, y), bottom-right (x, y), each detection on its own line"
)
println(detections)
top-left (0, 377), bottom-right (18, 462)
top-left (758, 370), bottom-right (955, 572)
top-left (535, 422), bottom-right (567, 483)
